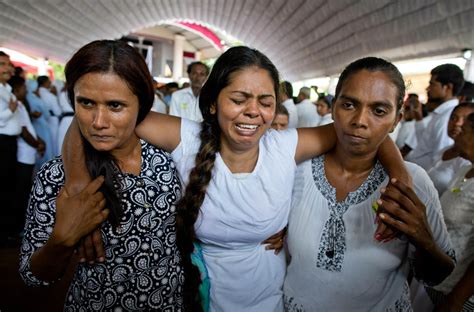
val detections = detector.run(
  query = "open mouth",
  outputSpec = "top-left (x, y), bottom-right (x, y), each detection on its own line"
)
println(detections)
top-left (235, 123), bottom-right (260, 135)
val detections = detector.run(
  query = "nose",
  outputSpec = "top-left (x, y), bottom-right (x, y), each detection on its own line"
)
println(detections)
top-left (92, 106), bottom-right (109, 129)
top-left (351, 107), bottom-right (369, 128)
top-left (244, 99), bottom-right (259, 118)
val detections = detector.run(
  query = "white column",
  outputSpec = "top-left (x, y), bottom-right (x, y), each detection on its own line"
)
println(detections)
top-left (37, 58), bottom-right (48, 76)
top-left (195, 50), bottom-right (202, 61)
top-left (173, 34), bottom-right (185, 82)
top-left (463, 49), bottom-right (473, 82)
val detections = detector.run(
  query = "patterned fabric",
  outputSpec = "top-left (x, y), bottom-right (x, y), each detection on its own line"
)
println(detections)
top-left (19, 140), bottom-right (184, 311)
top-left (311, 155), bottom-right (386, 272)
top-left (386, 283), bottom-right (413, 312)
top-left (284, 294), bottom-right (305, 312)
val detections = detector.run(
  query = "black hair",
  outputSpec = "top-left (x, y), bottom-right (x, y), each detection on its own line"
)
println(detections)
top-left (187, 61), bottom-right (210, 76)
top-left (280, 81), bottom-right (293, 99)
top-left (177, 46), bottom-right (279, 310)
top-left (275, 103), bottom-right (289, 116)
top-left (431, 64), bottom-right (465, 96)
top-left (37, 75), bottom-right (50, 87)
top-left (65, 40), bottom-right (154, 226)
top-left (335, 57), bottom-right (405, 111)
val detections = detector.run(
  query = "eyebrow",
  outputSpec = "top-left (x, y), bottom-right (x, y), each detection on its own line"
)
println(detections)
top-left (230, 91), bottom-right (275, 99)
top-left (339, 94), bottom-right (394, 108)
top-left (75, 95), bottom-right (127, 104)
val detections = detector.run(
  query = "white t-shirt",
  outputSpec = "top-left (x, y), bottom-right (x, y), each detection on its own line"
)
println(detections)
top-left (169, 87), bottom-right (202, 122)
top-left (296, 99), bottom-right (320, 128)
top-left (396, 120), bottom-right (416, 149)
top-left (151, 94), bottom-right (167, 114)
top-left (406, 99), bottom-right (458, 170)
top-left (284, 158), bottom-right (454, 311)
top-left (434, 164), bottom-right (474, 306)
top-left (171, 119), bottom-right (298, 311)
top-left (281, 98), bottom-right (298, 128)
top-left (17, 102), bottom-right (38, 165)
top-left (427, 146), bottom-right (471, 195)
top-left (317, 113), bottom-right (333, 126)
top-left (0, 82), bottom-right (21, 135)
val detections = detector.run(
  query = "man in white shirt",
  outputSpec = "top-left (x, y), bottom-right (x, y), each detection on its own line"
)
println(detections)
top-left (279, 81), bottom-right (298, 128)
top-left (0, 52), bottom-right (22, 245)
top-left (406, 64), bottom-right (465, 170)
top-left (37, 76), bottom-right (61, 155)
top-left (169, 62), bottom-right (209, 122)
top-left (9, 76), bottom-right (45, 239)
top-left (296, 86), bottom-right (320, 127)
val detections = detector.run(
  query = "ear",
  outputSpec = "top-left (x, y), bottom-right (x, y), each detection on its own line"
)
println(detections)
top-left (445, 82), bottom-right (454, 97)
top-left (210, 102), bottom-right (217, 115)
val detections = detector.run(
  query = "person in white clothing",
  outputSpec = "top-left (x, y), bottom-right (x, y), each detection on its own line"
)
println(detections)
top-left (57, 87), bottom-right (75, 156)
top-left (428, 102), bottom-right (474, 195)
top-left (396, 94), bottom-right (419, 151)
top-left (296, 86), bottom-right (320, 127)
top-left (8, 76), bottom-right (45, 238)
top-left (284, 57), bottom-right (455, 311)
top-left (406, 64), bottom-right (465, 170)
top-left (271, 103), bottom-right (290, 130)
top-left (63, 47), bottom-right (410, 311)
top-left (0, 51), bottom-right (23, 245)
top-left (169, 62), bottom-right (209, 122)
top-left (279, 81), bottom-right (298, 128)
top-left (316, 94), bottom-right (334, 126)
top-left (38, 75), bottom-right (62, 155)
top-left (425, 112), bottom-right (474, 311)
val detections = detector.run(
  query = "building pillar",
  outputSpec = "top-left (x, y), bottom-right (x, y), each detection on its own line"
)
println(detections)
top-left (173, 34), bottom-right (185, 82)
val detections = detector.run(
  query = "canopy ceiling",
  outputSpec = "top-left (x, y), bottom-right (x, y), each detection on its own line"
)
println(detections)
top-left (0, 0), bottom-right (472, 81)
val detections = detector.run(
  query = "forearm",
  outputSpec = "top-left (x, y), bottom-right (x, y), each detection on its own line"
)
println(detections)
top-left (378, 137), bottom-right (412, 186)
top-left (414, 244), bottom-right (455, 286)
top-left (295, 123), bottom-right (337, 163)
top-left (29, 233), bottom-right (76, 282)
top-left (62, 118), bottom-right (90, 195)
top-left (21, 127), bottom-right (39, 148)
top-left (446, 259), bottom-right (474, 305)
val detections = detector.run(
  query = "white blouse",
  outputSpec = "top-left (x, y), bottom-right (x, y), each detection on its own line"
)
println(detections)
top-left (284, 157), bottom-right (454, 311)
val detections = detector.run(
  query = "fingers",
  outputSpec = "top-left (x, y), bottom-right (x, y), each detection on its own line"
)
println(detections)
top-left (377, 197), bottom-right (411, 226)
top-left (387, 178), bottom-right (422, 207)
top-left (83, 176), bottom-right (105, 195)
top-left (92, 229), bottom-right (105, 262)
top-left (76, 240), bottom-right (86, 263)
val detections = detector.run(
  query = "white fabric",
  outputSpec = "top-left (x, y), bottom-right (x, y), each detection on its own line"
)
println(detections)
top-left (38, 87), bottom-right (61, 155)
top-left (406, 99), bottom-right (458, 170)
top-left (58, 90), bottom-right (73, 114)
top-left (0, 82), bottom-right (21, 135)
top-left (281, 98), bottom-right (298, 128)
top-left (427, 146), bottom-right (471, 195)
top-left (395, 120), bottom-right (416, 148)
top-left (284, 160), bottom-right (453, 311)
top-left (317, 113), bottom-right (333, 126)
top-left (16, 102), bottom-right (38, 165)
top-left (388, 121), bottom-right (401, 142)
top-left (434, 164), bottom-right (474, 304)
top-left (151, 94), bottom-right (168, 114)
top-left (296, 99), bottom-right (320, 128)
top-left (56, 91), bottom-right (74, 156)
top-left (169, 87), bottom-right (202, 122)
top-left (171, 119), bottom-right (298, 311)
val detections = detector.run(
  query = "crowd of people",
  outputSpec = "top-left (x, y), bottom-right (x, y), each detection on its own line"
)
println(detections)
top-left (0, 38), bottom-right (472, 311)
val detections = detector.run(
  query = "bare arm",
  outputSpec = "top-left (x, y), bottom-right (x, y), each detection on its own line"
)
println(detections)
top-left (377, 137), bottom-right (412, 187)
top-left (436, 259), bottom-right (474, 312)
top-left (135, 111), bottom-right (182, 152)
top-left (295, 124), bottom-right (337, 163)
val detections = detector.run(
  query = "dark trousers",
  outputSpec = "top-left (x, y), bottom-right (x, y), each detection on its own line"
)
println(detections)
top-left (15, 162), bottom-right (35, 234)
top-left (0, 135), bottom-right (18, 239)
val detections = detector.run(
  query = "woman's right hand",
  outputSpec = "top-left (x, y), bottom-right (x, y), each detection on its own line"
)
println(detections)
top-left (50, 176), bottom-right (109, 248)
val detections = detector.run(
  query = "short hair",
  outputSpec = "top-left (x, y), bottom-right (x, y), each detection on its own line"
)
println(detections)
top-left (407, 93), bottom-right (418, 99)
top-left (166, 82), bottom-right (179, 89)
top-left (431, 64), bottom-right (465, 96)
top-left (37, 75), bottom-right (50, 87)
top-left (318, 94), bottom-right (334, 109)
top-left (280, 81), bottom-right (293, 99)
top-left (275, 103), bottom-right (289, 117)
top-left (7, 75), bottom-right (25, 92)
top-left (459, 81), bottom-right (474, 101)
top-left (335, 57), bottom-right (405, 111)
top-left (14, 66), bottom-right (24, 77)
top-left (187, 61), bottom-right (209, 75)
top-left (299, 86), bottom-right (311, 98)
top-left (0, 51), bottom-right (9, 58)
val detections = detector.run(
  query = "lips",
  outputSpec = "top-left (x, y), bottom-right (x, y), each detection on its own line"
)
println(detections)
top-left (345, 133), bottom-right (368, 143)
top-left (91, 134), bottom-right (113, 142)
top-left (235, 123), bottom-right (260, 135)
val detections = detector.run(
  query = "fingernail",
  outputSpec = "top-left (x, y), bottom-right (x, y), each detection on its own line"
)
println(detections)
top-left (88, 261), bottom-right (94, 265)
top-left (391, 178), bottom-right (397, 183)
top-left (79, 258), bottom-right (86, 263)
top-left (377, 199), bottom-right (383, 205)
top-left (374, 234), bottom-right (381, 240)
top-left (98, 257), bottom-right (105, 262)
top-left (380, 188), bottom-right (386, 193)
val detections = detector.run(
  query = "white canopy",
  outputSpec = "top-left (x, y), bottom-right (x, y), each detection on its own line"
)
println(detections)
top-left (0, 0), bottom-right (472, 80)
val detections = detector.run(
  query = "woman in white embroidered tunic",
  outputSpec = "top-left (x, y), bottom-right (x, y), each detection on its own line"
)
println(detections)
top-left (283, 57), bottom-right (455, 311)
top-left (427, 112), bottom-right (474, 311)
top-left (19, 41), bottom-right (184, 311)
top-left (63, 47), bottom-right (409, 311)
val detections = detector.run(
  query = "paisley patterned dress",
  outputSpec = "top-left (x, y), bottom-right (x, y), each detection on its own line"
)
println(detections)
top-left (19, 140), bottom-right (184, 311)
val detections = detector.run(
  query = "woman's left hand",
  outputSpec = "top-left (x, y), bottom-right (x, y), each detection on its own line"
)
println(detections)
top-left (376, 178), bottom-right (435, 249)
top-left (262, 227), bottom-right (287, 255)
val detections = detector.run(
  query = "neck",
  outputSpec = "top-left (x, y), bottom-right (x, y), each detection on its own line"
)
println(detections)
top-left (220, 142), bottom-right (259, 173)
top-left (329, 145), bottom-right (377, 176)
top-left (110, 135), bottom-right (142, 175)
top-left (191, 86), bottom-right (200, 97)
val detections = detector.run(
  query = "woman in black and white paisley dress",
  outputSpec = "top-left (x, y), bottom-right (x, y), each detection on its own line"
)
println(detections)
top-left (19, 40), bottom-right (184, 311)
